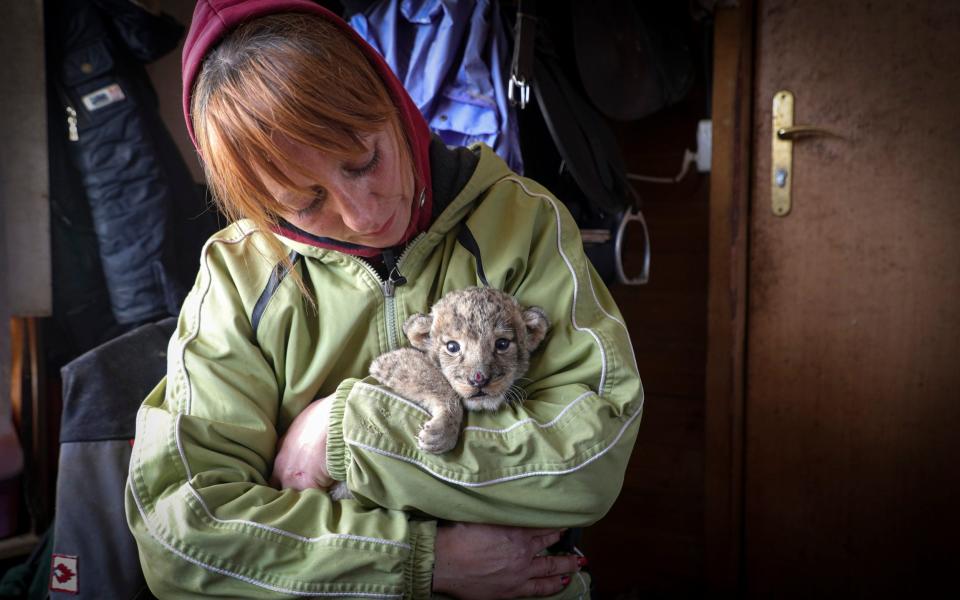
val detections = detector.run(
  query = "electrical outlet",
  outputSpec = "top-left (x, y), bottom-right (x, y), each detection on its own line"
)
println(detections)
top-left (696, 119), bottom-right (712, 173)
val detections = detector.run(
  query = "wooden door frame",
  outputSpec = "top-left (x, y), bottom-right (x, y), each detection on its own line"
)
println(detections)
top-left (705, 0), bottom-right (754, 592)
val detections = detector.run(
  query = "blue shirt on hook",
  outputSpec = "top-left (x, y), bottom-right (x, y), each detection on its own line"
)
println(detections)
top-left (350, 0), bottom-right (524, 174)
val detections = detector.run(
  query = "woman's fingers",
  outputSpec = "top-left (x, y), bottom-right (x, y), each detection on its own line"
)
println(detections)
top-left (516, 575), bottom-right (571, 597)
top-left (433, 524), bottom-right (585, 599)
top-left (511, 555), bottom-right (580, 597)
top-left (529, 527), bottom-right (566, 551)
top-left (528, 554), bottom-right (580, 579)
top-left (525, 527), bottom-right (567, 538)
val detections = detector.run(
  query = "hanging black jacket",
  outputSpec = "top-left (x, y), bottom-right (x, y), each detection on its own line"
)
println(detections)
top-left (49, 0), bottom-right (212, 331)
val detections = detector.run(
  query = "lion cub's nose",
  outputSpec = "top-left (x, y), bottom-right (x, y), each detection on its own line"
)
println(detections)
top-left (469, 372), bottom-right (490, 388)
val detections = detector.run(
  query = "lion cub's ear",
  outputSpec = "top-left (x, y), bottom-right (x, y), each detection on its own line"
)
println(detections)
top-left (522, 307), bottom-right (550, 351)
top-left (403, 313), bottom-right (434, 351)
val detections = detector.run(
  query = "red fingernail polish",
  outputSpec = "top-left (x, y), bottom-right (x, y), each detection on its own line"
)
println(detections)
top-left (561, 575), bottom-right (571, 586)
top-left (577, 556), bottom-right (589, 567)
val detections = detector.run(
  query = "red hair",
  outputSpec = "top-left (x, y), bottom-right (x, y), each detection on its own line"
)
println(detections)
top-left (192, 13), bottom-right (414, 231)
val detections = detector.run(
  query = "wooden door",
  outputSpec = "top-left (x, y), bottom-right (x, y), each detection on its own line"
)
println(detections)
top-left (744, 0), bottom-right (960, 595)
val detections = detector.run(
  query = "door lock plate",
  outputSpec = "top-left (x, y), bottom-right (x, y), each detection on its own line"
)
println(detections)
top-left (771, 90), bottom-right (795, 216)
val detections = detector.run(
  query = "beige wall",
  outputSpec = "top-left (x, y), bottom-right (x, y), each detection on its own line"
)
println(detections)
top-left (0, 0), bottom-right (49, 430)
top-left (147, 0), bottom-right (205, 182)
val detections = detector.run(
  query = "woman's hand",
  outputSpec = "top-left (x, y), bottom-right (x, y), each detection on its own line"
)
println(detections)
top-left (433, 523), bottom-right (581, 599)
top-left (270, 395), bottom-right (334, 490)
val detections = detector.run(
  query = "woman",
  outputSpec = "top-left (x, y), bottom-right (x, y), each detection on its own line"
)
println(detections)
top-left (125, 1), bottom-right (643, 598)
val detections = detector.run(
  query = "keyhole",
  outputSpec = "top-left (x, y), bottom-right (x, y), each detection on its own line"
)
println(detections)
top-left (775, 168), bottom-right (789, 188)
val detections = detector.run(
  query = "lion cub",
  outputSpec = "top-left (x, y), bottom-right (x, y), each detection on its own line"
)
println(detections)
top-left (370, 286), bottom-right (550, 453)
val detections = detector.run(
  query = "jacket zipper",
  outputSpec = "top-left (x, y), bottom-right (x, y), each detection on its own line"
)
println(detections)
top-left (66, 106), bottom-right (79, 141)
top-left (380, 249), bottom-right (406, 351)
top-left (348, 233), bottom-right (424, 351)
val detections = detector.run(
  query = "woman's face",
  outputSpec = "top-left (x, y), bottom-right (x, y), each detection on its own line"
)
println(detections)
top-left (263, 127), bottom-right (415, 248)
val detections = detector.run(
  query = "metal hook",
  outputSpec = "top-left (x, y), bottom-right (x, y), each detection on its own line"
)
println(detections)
top-left (508, 75), bottom-right (531, 109)
top-left (615, 207), bottom-right (650, 286)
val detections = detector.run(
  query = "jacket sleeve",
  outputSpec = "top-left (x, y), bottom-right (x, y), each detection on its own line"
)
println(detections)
top-left (124, 230), bottom-right (436, 599)
top-left (326, 175), bottom-right (644, 528)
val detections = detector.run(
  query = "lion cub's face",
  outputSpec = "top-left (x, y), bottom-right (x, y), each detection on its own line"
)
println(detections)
top-left (403, 287), bottom-right (549, 411)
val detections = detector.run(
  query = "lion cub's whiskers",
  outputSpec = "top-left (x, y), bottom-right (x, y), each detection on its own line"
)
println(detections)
top-left (505, 384), bottom-right (527, 407)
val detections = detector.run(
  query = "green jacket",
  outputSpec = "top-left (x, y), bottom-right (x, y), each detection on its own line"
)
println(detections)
top-left (125, 145), bottom-right (643, 599)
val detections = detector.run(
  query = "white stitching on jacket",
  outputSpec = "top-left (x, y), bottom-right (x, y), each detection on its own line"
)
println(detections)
top-left (127, 481), bottom-right (403, 598)
top-left (345, 404), bottom-right (642, 487)
top-left (173, 401), bottom-right (411, 550)
top-left (496, 176), bottom-right (608, 395)
top-left (178, 228), bottom-right (255, 415)
top-left (584, 267), bottom-right (640, 376)
top-left (355, 382), bottom-right (431, 416)
top-left (462, 390), bottom-right (595, 434)
top-left (182, 472), bottom-right (413, 548)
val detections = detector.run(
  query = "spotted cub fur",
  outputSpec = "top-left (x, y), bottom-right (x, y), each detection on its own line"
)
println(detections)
top-left (370, 286), bottom-right (550, 453)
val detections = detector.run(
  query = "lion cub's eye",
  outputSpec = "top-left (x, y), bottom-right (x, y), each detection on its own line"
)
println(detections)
top-left (445, 341), bottom-right (461, 354)
top-left (495, 338), bottom-right (511, 351)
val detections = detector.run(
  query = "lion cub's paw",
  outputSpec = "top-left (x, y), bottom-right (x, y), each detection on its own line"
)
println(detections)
top-left (417, 415), bottom-right (459, 454)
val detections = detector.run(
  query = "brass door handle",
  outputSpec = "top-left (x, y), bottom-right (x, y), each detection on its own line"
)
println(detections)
top-left (771, 91), bottom-right (845, 216)
top-left (776, 125), bottom-right (842, 140)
